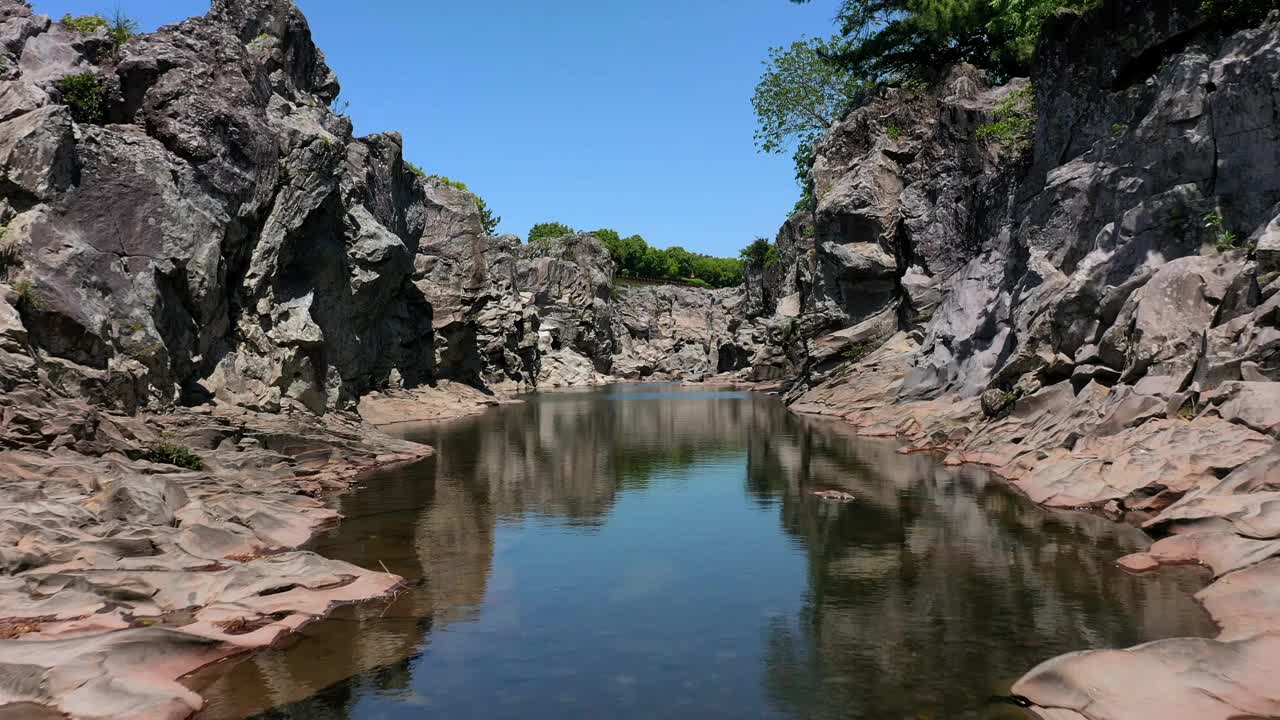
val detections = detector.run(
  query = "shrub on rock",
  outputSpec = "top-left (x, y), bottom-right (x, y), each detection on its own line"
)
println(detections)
top-left (54, 73), bottom-right (106, 124)
top-left (145, 441), bottom-right (204, 471)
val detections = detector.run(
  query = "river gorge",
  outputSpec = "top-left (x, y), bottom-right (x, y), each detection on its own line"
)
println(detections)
top-left (184, 387), bottom-right (1213, 719)
top-left (3, 0), bottom-right (1280, 717)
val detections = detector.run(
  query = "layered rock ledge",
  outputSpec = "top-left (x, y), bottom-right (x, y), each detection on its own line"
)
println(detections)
top-left (772, 3), bottom-right (1280, 718)
top-left (3, 0), bottom-right (1280, 717)
top-left (0, 0), bottom-right (764, 715)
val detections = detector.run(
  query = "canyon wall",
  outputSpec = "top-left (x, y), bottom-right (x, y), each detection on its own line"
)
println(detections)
top-left (756, 1), bottom-right (1280, 407)
top-left (770, 3), bottom-right (1280, 718)
top-left (4, 0), bottom-right (1280, 717)
top-left (0, 0), bottom-right (761, 420)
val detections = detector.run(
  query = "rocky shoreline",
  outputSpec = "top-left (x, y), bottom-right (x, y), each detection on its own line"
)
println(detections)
top-left (3, 0), bottom-right (1280, 717)
top-left (0, 375), bottom-right (521, 719)
top-left (791, 337), bottom-right (1280, 719)
top-left (0, 358), bottom-right (1275, 720)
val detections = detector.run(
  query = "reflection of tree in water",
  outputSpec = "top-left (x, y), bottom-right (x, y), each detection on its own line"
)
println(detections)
top-left (753, 418), bottom-right (1215, 720)
top-left (404, 391), bottom-right (757, 526)
top-left (193, 389), bottom-right (772, 718)
top-left (187, 390), bottom-right (1213, 720)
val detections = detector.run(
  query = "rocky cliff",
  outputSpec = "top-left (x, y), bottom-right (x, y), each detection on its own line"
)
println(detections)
top-left (772, 1), bottom-right (1280, 717)
top-left (765, 1), bottom-right (1279, 403)
top-left (0, 1), bottom-right (765, 717)
top-left (5, 0), bottom-right (1280, 716)
top-left (0, 0), bottom-right (761, 419)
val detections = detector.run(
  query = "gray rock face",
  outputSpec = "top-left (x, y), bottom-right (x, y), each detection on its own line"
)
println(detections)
top-left (784, 5), bottom-right (1280, 718)
top-left (762, 2), bottom-right (1280, 409)
top-left (611, 283), bottom-right (758, 382)
top-left (0, 0), bottom-right (757, 416)
top-left (415, 228), bottom-right (629, 391)
top-left (745, 65), bottom-right (1024, 393)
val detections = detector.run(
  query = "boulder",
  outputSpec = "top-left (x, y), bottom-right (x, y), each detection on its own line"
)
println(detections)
top-left (0, 105), bottom-right (75, 200)
top-left (1258, 213), bottom-right (1280, 284)
top-left (1202, 381), bottom-right (1280, 438)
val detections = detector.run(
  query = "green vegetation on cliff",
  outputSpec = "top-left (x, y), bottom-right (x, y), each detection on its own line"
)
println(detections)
top-left (528, 221), bottom-right (576, 246)
top-left (144, 441), bottom-right (204, 471)
top-left (740, 238), bottom-right (782, 270)
top-left (406, 163), bottom-right (501, 235)
top-left (528, 223), bottom-right (747, 288)
top-left (60, 10), bottom-right (139, 50)
top-left (55, 72), bottom-right (107, 124)
top-left (786, 0), bottom-right (1101, 84)
top-left (976, 85), bottom-right (1037, 151)
top-left (786, 0), bottom-right (1271, 87)
top-left (753, 36), bottom-right (868, 213)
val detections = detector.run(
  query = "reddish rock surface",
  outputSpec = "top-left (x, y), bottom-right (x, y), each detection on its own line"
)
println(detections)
top-left (792, 338), bottom-right (1280, 720)
top-left (0, 365), bottom-right (501, 718)
top-left (1116, 553), bottom-right (1159, 573)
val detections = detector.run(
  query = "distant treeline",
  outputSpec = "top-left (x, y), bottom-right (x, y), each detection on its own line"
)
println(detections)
top-left (528, 223), bottom-right (749, 289)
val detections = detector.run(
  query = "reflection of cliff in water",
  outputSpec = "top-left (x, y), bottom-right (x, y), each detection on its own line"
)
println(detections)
top-left (401, 387), bottom-right (763, 525)
top-left (751, 418), bottom-right (1214, 719)
top-left (188, 387), bottom-right (773, 718)
top-left (182, 387), bottom-right (1213, 720)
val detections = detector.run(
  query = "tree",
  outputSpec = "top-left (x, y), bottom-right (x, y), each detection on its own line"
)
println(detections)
top-left (593, 228), bottom-right (622, 247)
top-left (752, 36), bottom-right (869, 156)
top-left (593, 228), bottom-right (626, 265)
top-left (754, 36), bottom-right (867, 213)
top-left (593, 229), bottom-right (744, 288)
top-left (477, 197), bottom-right (501, 235)
top-left (529, 221), bottom-right (575, 245)
top-left (740, 238), bottom-right (781, 270)
top-left (616, 234), bottom-right (649, 275)
top-left (787, 0), bottom-right (1100, 84)
top-left (108, 7), bottom-right (140, 48)
top-left (664, 246), bottom-right (696, 278)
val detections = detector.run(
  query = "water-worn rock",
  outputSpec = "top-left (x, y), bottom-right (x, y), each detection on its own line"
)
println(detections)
top-left (785, 4), bottom-right (1280, 719)
top-left (611, 283), bottom-right (759, 381)
top-left (0, 277), bottom-right (528, 717)
top-left (0, 0), bottom-right (752, 416)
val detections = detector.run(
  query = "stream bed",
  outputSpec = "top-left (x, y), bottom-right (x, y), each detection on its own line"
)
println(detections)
top-left (185, 386), bottom-right (1215, 719)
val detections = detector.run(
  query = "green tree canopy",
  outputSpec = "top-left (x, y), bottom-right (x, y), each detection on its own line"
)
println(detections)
top-left (476, 197), bottom-right (501, 236)
top-left (529, 221), bottom-right (576, 245)
top-left (590, 230), bottom-right (745, 288)
top-left (752, 35), bottom-right (870, 156)
top-left (754, 35), bottom-right (869, 213)
top-left (785, 0), bottom-right (1164, 84)
top-left (740, 238), bottom-right (782, 269)
top-left (793, 0), bottom-right (1274, 85)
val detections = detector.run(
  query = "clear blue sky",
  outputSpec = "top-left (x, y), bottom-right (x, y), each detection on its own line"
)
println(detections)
top-left (40, 0), bottom-right (841, 257)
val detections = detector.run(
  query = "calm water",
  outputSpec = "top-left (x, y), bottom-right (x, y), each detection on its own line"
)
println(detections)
top-left (186, 386), bottom-right (1215, 720)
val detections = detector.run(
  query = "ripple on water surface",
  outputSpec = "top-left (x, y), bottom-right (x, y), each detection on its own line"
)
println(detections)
top-left (183, 385), bottom-right (1215, 720)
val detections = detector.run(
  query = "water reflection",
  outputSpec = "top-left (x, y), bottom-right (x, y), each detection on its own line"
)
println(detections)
top-left (185, 386), bottom-right (1213, 720)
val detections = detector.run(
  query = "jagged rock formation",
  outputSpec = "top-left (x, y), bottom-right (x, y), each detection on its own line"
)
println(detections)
top-left (768, 1), bottom-right (1280, 403)
top-left (777, 2), bottom-right (1280, 718)
top-left (0, 0), bottom-right (760, 419)
top-left (0, 1), bottom-right (765, 717)
top-left (612, 283), bottom-right (758, 381)
top-left (7, 0), bottom-right (1280, 716)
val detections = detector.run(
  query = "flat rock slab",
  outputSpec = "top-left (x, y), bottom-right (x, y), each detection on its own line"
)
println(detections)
top-left (357, 380), bottom-right (510, 427)
top-left (1116, 552), bottom-right (1159, 573)
top-left (0, 399), bottom-right (440, 718)
top-left (1014, 634), bottom-right (1280, 720)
